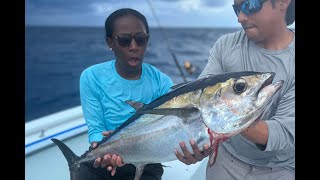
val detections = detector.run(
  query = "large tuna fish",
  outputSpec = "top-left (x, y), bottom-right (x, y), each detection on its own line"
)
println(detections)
top-left (52, 71), bottom-right (283, 180)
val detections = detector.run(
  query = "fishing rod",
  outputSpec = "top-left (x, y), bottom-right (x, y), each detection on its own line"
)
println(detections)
top-left (146, 0), bottom-right (188, 83)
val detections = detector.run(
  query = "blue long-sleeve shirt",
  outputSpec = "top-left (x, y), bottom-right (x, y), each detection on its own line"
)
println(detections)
top-left (80, 60), bottom-right (174, 143)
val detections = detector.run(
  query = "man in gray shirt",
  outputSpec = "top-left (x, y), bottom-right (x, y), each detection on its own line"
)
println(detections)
top-left (175, 0), bottom-right (295, 179)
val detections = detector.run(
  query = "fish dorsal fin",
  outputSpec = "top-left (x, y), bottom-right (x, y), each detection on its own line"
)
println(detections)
top-left (170, 82), bottom-right (190, 89)
top-left (125, 100), bottom-right (146, 111)
top-left (137, 107), bottom-right (201, 122)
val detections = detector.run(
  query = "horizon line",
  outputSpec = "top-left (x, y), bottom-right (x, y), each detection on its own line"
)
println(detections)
top-left (25, 24), bottom-right (244, 29)
top-left (25, 24), bottom-right (295, 29)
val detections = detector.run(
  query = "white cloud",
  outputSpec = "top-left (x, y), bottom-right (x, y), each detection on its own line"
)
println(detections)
top-left (179, 0), bottom-right (201, 12)
top-left (26, 0), bottom-right (294, 28)
top-left (90, 3), bottom-right (113, 15)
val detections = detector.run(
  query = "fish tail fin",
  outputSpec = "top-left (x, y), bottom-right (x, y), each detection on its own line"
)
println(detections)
top-left (51, 138), bottom-right (80, 169)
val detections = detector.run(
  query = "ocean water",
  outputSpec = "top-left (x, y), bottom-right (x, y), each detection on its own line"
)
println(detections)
top-left (25, 26), bottom-right (240, 122)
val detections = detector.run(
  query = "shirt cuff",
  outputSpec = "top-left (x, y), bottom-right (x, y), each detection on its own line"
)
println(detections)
top-left (263, 120), bottom-right (278, 151)
top-left (89, 133), bottom-right (103, 144)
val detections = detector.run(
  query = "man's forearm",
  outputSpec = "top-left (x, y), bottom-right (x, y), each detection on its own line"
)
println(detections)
top-left (240, 121), bottom-right (269, 145)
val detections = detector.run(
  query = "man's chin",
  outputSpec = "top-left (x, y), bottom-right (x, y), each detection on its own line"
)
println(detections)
top-left (244, 28), bottom-right (262, 41)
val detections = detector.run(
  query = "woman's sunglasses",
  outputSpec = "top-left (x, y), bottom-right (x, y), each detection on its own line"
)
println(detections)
top-left (113, 33), bottom-right (149, 47)
top-left (232, 0), bottom-right (267, 17)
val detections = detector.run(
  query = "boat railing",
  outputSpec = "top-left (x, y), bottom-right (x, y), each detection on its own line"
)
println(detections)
top-left (25, 105), bottom-right (88, 156)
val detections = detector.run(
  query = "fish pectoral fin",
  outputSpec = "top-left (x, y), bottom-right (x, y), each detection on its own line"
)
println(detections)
top-left (133, 163), bottom-right (146, 180)
top-left (138, 107), bottom-right (201, 121)
top-left (125, 100), bottom-right (146, 111)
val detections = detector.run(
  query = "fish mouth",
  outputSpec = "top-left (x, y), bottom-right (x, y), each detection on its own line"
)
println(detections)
top-left (254, 77), bottom-right (284, 109)
top-left (266, 80), bottom-right (284, 93)
top-left (255, 72), bottom-right (275, 97)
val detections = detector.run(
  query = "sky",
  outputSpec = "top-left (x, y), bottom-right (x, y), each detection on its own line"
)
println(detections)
top-left (25, 0), bottom-right (295, 28)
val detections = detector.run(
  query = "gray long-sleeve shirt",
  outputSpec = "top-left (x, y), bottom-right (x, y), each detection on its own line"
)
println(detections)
top-left (199, 30), bottom-right (295, 170)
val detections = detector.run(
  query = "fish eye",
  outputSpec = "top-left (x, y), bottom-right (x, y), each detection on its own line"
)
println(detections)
top-left (233, 78), bottom-right (247, 94)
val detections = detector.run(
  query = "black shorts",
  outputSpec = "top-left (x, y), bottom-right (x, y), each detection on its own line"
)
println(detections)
top-left (78, 163), bottom-right (164, 180)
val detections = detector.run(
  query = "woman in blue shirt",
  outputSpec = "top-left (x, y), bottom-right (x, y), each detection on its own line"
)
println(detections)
top-left (79, 8), bottom-right (173, 180)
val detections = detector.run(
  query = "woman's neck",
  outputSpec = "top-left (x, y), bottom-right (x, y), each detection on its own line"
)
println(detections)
top-left (115, 62), bottom-right (142, 80)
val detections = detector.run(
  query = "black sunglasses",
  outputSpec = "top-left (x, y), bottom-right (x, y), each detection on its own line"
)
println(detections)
top-left (113, 33), bottom-right (149, 47)
top-left (232, 0), bottom-right (266, 17)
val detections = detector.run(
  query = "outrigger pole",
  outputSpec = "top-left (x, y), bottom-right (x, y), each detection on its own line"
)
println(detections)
top-left (146, 0), bottom-right (188, 83)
